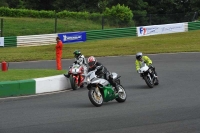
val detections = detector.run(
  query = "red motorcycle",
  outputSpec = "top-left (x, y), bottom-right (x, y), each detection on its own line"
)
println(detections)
top-left (68, 63), bottom-right (85, 90)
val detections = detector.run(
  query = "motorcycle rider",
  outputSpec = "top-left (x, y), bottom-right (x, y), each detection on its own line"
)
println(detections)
top-left (87, 56), bottom-right (120, 93)
top-left (64, 50), bottom-right (87, 78)
top-left (135, 52), bottom-right (157, 78)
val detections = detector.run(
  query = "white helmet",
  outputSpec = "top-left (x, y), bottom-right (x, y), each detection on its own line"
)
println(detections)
top-left (136, 52), bottom-right (143, 60)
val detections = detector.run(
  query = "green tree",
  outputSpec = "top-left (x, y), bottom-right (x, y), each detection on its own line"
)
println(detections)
top-left (0, 0), bottom-right (8, 7)
top-left (104, 4), bottom-right (133, 27)
top-left (24, 0), bottom-right (55, 10)
top-left (52, 0), bottom-right (100, 12)
top-left (144, 0), bottom-right (198, 14)
top-left (6, 0), bottom-right (22, 8)
top-left (107, 0), bottom-right (148, 15)
top-left (98, 0), bottom-right (108, 13)
top-left (190, 0), bottom-right (200, 14)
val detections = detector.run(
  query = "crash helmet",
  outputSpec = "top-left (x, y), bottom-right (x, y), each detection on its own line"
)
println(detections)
top-left (73, 50), bottom-right (81, 58)
top-left (136, 52), bottom-right (143, 60)
top-left (88, 56), bottom-right (97, 68)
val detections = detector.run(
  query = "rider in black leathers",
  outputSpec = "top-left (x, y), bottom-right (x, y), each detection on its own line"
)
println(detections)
top-left (87, 56), bottom-right (119, 92)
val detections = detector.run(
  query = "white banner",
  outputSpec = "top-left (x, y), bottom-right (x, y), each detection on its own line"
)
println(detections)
top-left (137, 23), bottom-right (186, 37)
top-left (0, 37), bottom-right (4, 47)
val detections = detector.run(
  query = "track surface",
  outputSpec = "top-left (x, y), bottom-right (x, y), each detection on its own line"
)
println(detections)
top-left (1, 53), bottom-right (200, 133)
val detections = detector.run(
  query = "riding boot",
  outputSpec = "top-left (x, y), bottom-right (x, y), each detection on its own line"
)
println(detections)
top-left (64, 73), bottom-right (70, 78)
top-left (114, 85), bottom-right (119, 92)
top-left (111, 81), bottom-right (119, 92)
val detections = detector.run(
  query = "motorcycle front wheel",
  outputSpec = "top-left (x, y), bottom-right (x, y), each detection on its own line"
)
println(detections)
top-left (88, 88), bottom-right (103, 107)
top-left (69, 75), bottom-right (78, 90)
top-left (115, 85), bottom-right (127, 103)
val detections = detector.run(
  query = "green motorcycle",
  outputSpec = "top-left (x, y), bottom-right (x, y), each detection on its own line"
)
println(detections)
top-left (85, 69), bottom-right (127, 107)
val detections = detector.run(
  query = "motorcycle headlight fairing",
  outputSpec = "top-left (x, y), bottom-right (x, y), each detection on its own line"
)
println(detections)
top-left (86, 77), bottom-right (90, 84)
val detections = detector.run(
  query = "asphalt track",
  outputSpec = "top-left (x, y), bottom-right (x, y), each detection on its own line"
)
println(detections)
top-left (0, 52), bottom-right (200, 133)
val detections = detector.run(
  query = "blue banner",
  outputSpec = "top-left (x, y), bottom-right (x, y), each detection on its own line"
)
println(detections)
top-left (58, 32), bottom-right (86, 44)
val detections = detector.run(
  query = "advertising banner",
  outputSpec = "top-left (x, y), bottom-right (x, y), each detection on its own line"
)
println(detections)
top-left (58, 32), bottom-right (86, 44)
top-left (137, 23), bottom-right (185, 37)
top-left (0, 37), bottom-right (4, 47)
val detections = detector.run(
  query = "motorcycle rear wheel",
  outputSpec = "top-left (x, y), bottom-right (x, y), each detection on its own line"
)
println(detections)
top-left (153, 71), bottom-right (159, 85)
top-left (144, 75), bottom-right (154, 88)
top-left (115, 85), bottom-right (127, 103)
top-left (88, 88), bottom-right (103, 107)
top-left (69, 75), bottom-right (78, 90)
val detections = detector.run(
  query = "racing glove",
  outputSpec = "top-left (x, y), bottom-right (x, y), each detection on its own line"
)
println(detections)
top-left (137, 70), bottom-right (140, 73)
top-left (148, 64), bottom-right (153, 68)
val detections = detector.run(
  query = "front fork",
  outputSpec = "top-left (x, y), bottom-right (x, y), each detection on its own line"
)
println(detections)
top-left (73, 75), bottom-right (79, 85)
top-left (95, 87), bottom-right (101, 97)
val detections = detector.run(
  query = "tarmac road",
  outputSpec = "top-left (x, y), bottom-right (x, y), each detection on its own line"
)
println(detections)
top-left (0, 52), bottom-right (200, 133)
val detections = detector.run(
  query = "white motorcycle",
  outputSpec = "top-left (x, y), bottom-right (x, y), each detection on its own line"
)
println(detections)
top-left (84, 68), bottom-right (127, 107)
top-left (138, 63), bottom-right (159, 88)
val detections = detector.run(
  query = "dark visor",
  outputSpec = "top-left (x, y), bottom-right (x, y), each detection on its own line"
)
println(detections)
top-left (88, 61), bottom-right (95, 67)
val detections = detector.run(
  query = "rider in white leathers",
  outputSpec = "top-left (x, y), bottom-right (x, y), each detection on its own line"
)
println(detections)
top-left (64, 50), bottom-right (87, 78)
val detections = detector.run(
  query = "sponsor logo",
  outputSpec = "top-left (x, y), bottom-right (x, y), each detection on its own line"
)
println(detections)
top-left (139, 27), bottom-right (146, 35)
top-left (63, 35), bottom-right (82, 41)
top-left (162, 26), bottom-right (182, 32)
top-left (139, 27), bottom-right (158, 35)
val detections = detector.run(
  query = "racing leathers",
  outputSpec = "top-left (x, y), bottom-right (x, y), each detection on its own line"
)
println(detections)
top-left (74, 55), bottom-right (87, 75)
top-left (135, 56), bottom-right (152, 72)
top-left (87, 62), bottom-right (119, 92)
top-left (64, 55), bottom-right (87, 77)
top-left (135, 56), bottom-right (157, 78)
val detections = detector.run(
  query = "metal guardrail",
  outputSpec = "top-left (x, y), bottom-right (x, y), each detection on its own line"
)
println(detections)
top-left (1, 21), bottom-right (200, 47)
top-left (188, 21), bottom-right (200, 31)
top-left (86, 27), bottom-right (137, 41)
top-left (17, 33), bottom-right (57, 47)
top-left (4, 36), bottom-right (17, 47)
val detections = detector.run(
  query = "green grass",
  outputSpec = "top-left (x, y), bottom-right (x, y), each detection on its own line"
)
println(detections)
top-left (2, 17), bottom-right (113, 36)
top-left (0, 69), bottom-right (66, 81)
top-left (1, 30), bottom-right (200, 62)
top-left (0, 30), bottom-right (200, 81)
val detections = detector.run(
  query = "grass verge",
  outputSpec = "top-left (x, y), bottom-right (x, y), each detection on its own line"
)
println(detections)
top-left (1, 30), bottom-right (200, 62)
top-left (0, 69), bottom-right (66, 81)
top-left (0, 30), bottom-right (200, 81)
top-left (2, 17), bottom-right (112, 36)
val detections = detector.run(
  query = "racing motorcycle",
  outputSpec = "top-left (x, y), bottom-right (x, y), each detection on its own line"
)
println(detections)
top-left (84, 68), bottom-right (126, 107)
top-left (66, 63), bottom-right (85, 90)
top-left (138, 63), bottom-right (159, 88)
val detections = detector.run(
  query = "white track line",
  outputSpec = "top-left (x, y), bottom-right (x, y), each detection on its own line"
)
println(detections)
top-left (0, 89), bottom-right (72, 100)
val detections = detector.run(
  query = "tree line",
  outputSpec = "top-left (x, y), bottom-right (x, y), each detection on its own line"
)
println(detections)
top-left (0, 0), bottom-right (199, 17)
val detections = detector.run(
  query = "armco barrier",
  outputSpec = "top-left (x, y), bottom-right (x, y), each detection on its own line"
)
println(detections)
top-left (17, 33), bottom-right (57, 47)
top-left (4, 36), bottom-right (17, 47)
top-left (1, 22), bottom-right (200, 47)
top-left (86, 27), bottom-right (137, 41)
top-left (0, 75), bottom-right (71, 98)
top-left (188, 21), bottom-right (200, 31)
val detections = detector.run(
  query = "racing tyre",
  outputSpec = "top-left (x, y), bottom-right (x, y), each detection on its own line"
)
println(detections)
top-left (115, 85), bottom-right (127, 103)
top-left (154, 71), bottom-right (159, 85)
top-left (144, 75), bottom-right (154, 88)
top-left (69, 75), bottom-right (78, 90)
top-left (88, 88), bottom-right (103, 107)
